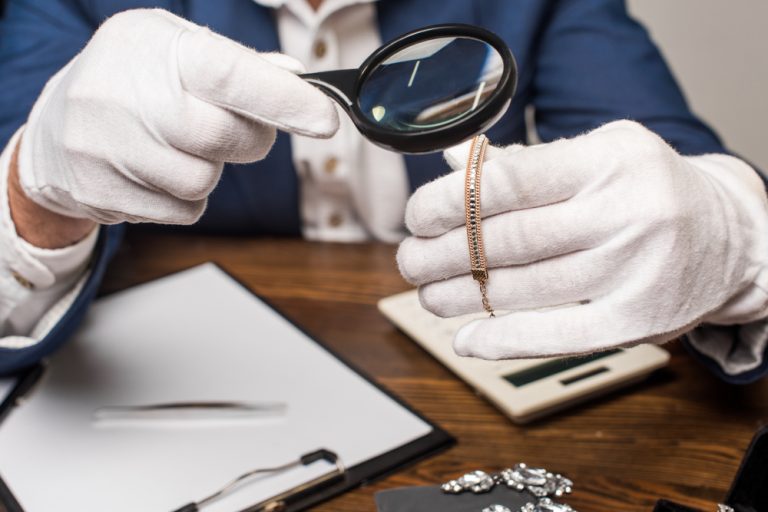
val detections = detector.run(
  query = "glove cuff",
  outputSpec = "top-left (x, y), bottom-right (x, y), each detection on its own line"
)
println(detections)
top-left (17, 120), bottom-right (90, 221)
top-left (688, 154), bottom-right (768, 325)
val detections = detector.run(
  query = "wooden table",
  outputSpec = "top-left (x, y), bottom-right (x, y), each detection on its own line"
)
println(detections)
top-left (97, 231), bottom-right (768, 512)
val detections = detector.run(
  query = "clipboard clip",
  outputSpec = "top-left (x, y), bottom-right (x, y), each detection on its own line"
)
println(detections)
top-left (171, 448), bottom-right (346, 512)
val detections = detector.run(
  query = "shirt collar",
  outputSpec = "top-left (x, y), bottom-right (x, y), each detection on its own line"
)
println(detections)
top-left (251, 0), bottom-right (285, 6)
top-left (252, 0), bottom-right (377, 9)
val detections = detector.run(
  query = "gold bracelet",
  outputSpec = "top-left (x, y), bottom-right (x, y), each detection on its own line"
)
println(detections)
top-left (464, 134), bottom-right (494, 317)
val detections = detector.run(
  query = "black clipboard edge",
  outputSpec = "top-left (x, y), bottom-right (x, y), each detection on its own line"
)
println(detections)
top-left (0, 263), bottom-right (455, 512)
top-left (0, 470), bottom-right (22, 512)
top-left (0, 364), bottom-right (44, 512)
top-left (283, 427), bottom-right (454, 512)
top-left (0, 364), bottom-right (43, 427)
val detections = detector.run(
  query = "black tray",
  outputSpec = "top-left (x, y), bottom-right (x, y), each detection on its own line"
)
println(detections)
top-left (654, 426), bottom-right (768, 512)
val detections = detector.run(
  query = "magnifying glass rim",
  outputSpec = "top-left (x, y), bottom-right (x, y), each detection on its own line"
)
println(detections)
top-left (350, 23), bottom-right (517, 154)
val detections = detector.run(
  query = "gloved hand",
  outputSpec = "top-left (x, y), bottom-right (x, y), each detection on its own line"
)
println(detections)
top-left (397, 120), bottom-right (768, 359)
top-left (16, 9), bottom-right (338, 224)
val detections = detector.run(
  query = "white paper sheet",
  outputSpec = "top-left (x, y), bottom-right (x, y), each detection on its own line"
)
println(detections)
top-left (0, 264), bottom-right (432, 512)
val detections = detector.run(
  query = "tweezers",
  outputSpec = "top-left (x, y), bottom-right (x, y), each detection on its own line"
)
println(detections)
top-left (93, 401), bottom-right (287, 421)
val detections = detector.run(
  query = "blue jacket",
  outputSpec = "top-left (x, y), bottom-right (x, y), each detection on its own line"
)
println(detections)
top-left (1, 0), bottom-right (764, 382)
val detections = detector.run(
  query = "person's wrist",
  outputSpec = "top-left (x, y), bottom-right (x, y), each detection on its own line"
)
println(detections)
top-left (7, 140), bottom-right (96, 249)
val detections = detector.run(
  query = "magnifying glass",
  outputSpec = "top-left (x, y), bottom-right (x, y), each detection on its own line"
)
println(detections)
top-left (301, 24), bottom-right (517, 154)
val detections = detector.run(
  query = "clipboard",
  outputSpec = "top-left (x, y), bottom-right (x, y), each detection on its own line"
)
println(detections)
top-left (0, 264), bottom-right (454, 512)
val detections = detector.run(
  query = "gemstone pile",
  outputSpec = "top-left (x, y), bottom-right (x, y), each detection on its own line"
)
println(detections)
top-left (498, 463), bottom-right (573, 497)
top-left (442, 463), bottom-right (577, 512)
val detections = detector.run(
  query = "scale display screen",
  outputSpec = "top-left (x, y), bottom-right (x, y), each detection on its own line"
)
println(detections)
top-left (503, 349), bottom-right (622, 388)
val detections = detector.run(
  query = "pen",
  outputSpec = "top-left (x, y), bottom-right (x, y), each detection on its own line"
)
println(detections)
top-left (93, 401), bottom-right (287, 422)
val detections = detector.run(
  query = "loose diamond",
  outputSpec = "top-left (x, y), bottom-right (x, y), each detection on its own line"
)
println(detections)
top-left (521, 498), bottom-right (576, 512)
top-left (482, 505), bottom-right (512, 512)
top-left (499, 464), bottom-right (573, 497)
top-left (441, 470), bottom-right (495, 494)
top-left (461, 470), bottom-right (495, 493)
top-left (441, 479), bottom-right (464, 494)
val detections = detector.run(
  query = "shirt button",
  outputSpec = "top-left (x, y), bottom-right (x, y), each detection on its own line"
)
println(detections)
top-left (296, 159), bottom-right (311, 178)
top-left (313, 39), bottom-right (327, 59)
top-left (328, 212), bottom-right (343, 227)
top-left (11, 270), bottom-right (34, 290)
top-left (323, 157), bottom-right (338, 175)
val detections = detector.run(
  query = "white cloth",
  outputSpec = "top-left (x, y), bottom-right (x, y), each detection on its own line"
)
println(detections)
top-left (397, 120), bottom-right (768, 361)
top-left (18, 9), bottom-right (338, 224)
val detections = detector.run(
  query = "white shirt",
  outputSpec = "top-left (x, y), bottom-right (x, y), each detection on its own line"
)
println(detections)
top-left (0, 0), bottom-right (409, 343)
top-left (257, 0), bottom-right (409, 243)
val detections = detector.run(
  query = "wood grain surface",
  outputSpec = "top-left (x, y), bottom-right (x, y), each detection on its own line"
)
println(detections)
top-left (44, 232), bottom-right (768, 511)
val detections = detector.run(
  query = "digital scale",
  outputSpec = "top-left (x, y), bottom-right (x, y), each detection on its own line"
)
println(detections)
top-left (378, 290), bottom-right (670, 423)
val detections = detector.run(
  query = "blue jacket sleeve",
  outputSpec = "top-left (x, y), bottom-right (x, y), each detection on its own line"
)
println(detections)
top-left (0, 1), bottom-right (120, 376)
top-left (532, 0), bottom-right (768, 384)
top-left (0, 225), bottom-right (124, 375)
top-left (532, 0), bottom-right (727, 156)
top-left (0, 0), bottom-right (96, 147)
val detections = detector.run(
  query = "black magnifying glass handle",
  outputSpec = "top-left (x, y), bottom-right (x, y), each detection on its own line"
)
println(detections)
top-left (300, 69), bottom-right (358, 110)
top-left (171, 504), bottom-right (199, 512)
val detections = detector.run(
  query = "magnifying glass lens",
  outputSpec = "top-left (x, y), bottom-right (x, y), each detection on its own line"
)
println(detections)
top-left (358, 37), bottom-right (504, 132)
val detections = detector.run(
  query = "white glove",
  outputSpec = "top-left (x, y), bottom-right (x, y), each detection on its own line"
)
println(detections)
top-left (16, 9), bottom-right (338, 225)
top-left (397, 120), bottom-right (768, 359)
